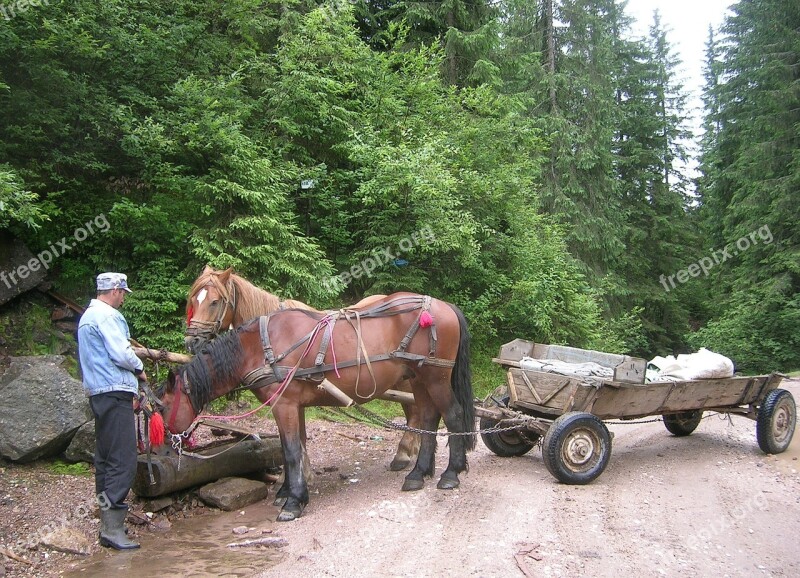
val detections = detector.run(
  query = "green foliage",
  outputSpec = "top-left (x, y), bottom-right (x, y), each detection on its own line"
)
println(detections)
top-left (0, 166), bottom-right (50, 230)
top-left (120, 259), bottom-right (190, 352)
top-left (48, 460), bottom-right (92, 476)
top-left (688, 293), bottom-right (800, 374)
top-left (0, 301), bottom-right (70, 356)
top-left (0, 0), bottom-right (793, 376)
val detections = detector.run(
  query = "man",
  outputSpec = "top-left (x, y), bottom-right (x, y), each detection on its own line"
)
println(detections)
top-left (78, 272), bottom-right (147, 550)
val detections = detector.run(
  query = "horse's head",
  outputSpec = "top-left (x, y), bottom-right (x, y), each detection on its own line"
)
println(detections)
top-left (157, 369), bottom-right (198, 435)
top-left (185, 265), bottom-right (237, 354)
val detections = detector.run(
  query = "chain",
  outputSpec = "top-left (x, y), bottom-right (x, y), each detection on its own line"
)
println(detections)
top-left (604, 417), bottom-right (664, 425)
top-left (604, 411), bottom-right (721, 426)
top-left (170, 431), bottom-right (194, 470)
top-left (324, 405), bottom-right (726, 436)
top-left (325, 405), bottom-right (529, 437)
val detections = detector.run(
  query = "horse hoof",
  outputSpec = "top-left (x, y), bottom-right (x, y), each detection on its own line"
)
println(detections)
top-left (389, 457), bottom-right (410, 471)
top-left (276, 503), bottom-right (304, 522)
top-left (437, 475), bottom-right (460, 490)
top-left (276, 510), bottom-right (299, 522)
top-left (401, 478), bottom-right (424, 492)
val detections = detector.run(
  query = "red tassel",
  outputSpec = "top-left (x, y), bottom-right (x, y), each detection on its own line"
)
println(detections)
top-left (419, 311), bottom-right (433, 328)
top-left (149, 412), bottom-right (165, 447)
top-left (186, 305), bottom-right (194, 326)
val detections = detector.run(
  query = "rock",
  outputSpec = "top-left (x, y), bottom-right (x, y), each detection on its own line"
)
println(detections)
top-left (64, 421), bottom-right (95, 463)
top-left (141, 496), bottom-right (174, 513)
top-left (149, 517), bottom-right (172, 532)
top-left (0, 234), bottom-right (48, 307)
top-left (39, 527), bottom-right (91, 556)
top-left (0, 356), bottom-right (91, 462)
top-left (196, 477), bottom-right (270, 511)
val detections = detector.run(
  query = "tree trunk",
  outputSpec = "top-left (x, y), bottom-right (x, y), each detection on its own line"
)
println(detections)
top-left (133, 438), bottom-right (283, 497)
top-left (545, 0), bottom-right (557, 112)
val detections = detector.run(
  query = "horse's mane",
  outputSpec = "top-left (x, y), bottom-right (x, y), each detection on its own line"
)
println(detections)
top-left (180, 329), bottom-right (244, 409)
top-left (229, 273), bottom-right (313, 320)
top-left (187, 268), bottom-right (313, 322)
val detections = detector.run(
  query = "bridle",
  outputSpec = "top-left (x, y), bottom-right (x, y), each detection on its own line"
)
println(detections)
top-left (165, 370), bottom-right (200, 438)
top-left (185, 278), bottom-right (237, 346)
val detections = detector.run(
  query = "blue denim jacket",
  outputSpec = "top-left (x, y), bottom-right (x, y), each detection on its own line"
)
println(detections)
top-left (78, 299), bottom-right (143, 397)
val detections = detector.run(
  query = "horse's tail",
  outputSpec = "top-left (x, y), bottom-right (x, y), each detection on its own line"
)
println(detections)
top-left (448, 303), bottom-right (476, 451)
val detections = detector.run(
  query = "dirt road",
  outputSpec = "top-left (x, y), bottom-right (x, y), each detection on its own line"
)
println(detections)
top-left (257, 378), bottom-right (800, 578)
top-left (3, 381), bottom-right (798, 578)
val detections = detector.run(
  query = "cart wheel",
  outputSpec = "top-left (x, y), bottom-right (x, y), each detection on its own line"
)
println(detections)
top-left (757, 389), bottom-right (796, 454)
top-left (663, 411), bottom-right (703, 436)
top-left (542, 412), bottom-right (611, 485)
top-left (480, 390), bottom-right (537, 457)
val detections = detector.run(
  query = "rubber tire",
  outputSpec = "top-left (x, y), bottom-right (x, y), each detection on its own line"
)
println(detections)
top-left (542, 412), bottom-right (611, 485)
top-left (756, 388), bottom-right (796, 454)
top-left (663, 411), bottom-right (703, 436)
top-left (480, 393), bottom-right (537, 457)
top-left (480, 415), bottom-right (538, 457)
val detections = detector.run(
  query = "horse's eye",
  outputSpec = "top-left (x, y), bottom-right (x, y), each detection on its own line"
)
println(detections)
top-left (211, 299), bottom-right (220, 307)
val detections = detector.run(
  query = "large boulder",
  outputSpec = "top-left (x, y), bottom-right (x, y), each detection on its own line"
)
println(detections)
top-left (64, 420), bottom-right (96, 464)
top-left (0, 355), bottom-right (91, 462)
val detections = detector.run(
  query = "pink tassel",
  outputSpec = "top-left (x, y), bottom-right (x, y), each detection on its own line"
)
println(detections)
top-left (149, 412), bottom-right (165, 447)
top-left (419, 311), bottom-right (433, 328)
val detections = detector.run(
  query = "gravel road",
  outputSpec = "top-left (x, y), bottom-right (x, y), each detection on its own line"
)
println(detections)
top-left (258, 378), bottom-right (800, 578)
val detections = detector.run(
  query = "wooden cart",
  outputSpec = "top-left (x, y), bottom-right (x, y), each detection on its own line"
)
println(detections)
top-left (474, 339), bottom-right (796, 484)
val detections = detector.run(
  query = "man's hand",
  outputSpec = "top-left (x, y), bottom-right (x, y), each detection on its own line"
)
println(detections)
top-left (136, 369), bottom-right (148, 383)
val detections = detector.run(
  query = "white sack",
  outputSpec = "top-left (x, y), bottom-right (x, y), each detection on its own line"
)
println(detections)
top-left (647, 348), bottom-right (734, 382)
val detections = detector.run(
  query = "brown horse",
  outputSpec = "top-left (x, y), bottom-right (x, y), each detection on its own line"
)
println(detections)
top-left (158, 293), bottom-right (475, 521)
top-left (184, 266), bottom-right (420, 471)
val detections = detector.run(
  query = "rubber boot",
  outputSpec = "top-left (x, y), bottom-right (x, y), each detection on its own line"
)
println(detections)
top-left (99, 508), bottom-right (140, 550)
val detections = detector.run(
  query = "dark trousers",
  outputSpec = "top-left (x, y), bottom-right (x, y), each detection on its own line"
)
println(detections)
top-left (89, 391), bottom-right (137, 510)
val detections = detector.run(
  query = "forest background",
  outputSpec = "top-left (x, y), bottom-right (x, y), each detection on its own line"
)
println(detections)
top-left (1, 0), bottom-right (797, 383)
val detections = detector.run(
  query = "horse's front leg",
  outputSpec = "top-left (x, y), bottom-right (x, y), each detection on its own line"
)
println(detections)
top-left (273, 404), bottom-right (309, 522)
top-left (273, 408), bottom-right (312, 508)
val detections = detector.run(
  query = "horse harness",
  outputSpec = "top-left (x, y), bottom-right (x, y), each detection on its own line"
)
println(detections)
top-left (240, 295), bottom-right (455, 397)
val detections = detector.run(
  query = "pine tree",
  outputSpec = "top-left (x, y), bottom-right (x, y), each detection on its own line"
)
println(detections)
top-left (692, 0), bottom-right (800, 371)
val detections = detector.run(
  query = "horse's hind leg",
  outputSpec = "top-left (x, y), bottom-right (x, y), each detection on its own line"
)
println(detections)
top-left (401, 391), bottom-right (439, 491)
top-left (435, 395), bottom-right (470, 490)
top-left (390, 392), bottom-right (421, 471)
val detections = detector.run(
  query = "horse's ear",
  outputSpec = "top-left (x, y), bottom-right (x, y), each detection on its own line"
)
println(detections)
top-left (218, 267), bottom-right (233, 283)
top-left (167, 369), bottom-right (176, 390)
top-left (202, 264), bottom-right (215, 275)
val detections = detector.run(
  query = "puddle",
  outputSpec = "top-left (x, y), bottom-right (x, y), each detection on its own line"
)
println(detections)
top-left (64, 502), bottom-right (283, 578)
